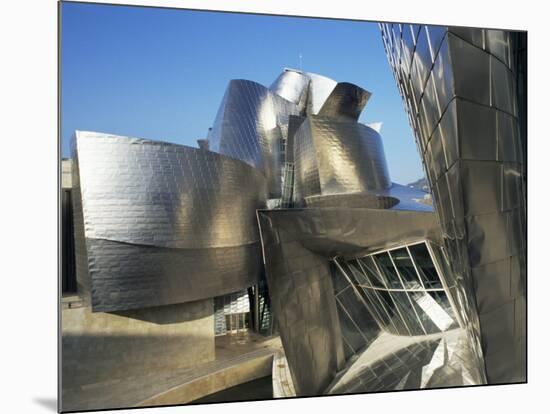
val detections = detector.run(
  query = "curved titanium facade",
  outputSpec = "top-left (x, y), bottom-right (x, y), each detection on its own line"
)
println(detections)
top-left (208, 79), bottom-right (299, 197)
top-left (380, 24), bottom-right (526, 383)
top-left (317, 82), bottom-right (371, 121)
top-left (305, 71), bottom-right (339, 114)
top-left (270, 69), bottom-right (310, 110)
top-left (72, 131), bottom-right (267, 312)
top-left (293, 116), bottom-right (391, 204)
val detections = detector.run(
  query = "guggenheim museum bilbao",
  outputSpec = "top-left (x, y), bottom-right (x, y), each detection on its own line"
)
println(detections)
top-left (60, 24), bottom-right (526, 410)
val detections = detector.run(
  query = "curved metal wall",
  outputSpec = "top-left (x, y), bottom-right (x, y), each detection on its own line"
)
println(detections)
top-left (305, 71), bottom-right (339, 115)
top-left (293, 116), bottom-right (392, 204)
top-left (73, 131), bottom-right (267, 312)
top-left (208, 79), bottom-right (299, 198)
top-left (380, 24), bottom-right (526, 383)
top-left (270, 69), bottom-right (310, 111)
top-left (317, 82), bottom-right (371, 121)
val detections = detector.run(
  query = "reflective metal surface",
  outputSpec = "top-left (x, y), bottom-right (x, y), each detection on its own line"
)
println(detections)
top-left (209, 79), bottom-right (299, 197)
top-left (293, 116), bottom-right (391, 205)
top-left (72, 131), bottom-right (267, 312)
top-left (327, 328), bottom-right (484, 394)
top-left (253, 67), bottom-right (493, 395)
top-left (380, 24), bottom-right (526, 383)
top-left (270, 68), bottom-right (310, 111)
top-left (67, 63), bottom-right (511, 400)
top-left (318, 82), bottom-right (371, 121)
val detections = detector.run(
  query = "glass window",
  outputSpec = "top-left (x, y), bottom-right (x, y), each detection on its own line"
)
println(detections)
top-left (428, 291), bottom-right (458, 329)
top-left (408, 291), bottom-right (442, 334)
top-left (376, 290), bottom-right (409, 335)
top-left (330, 262), bottom-right (351, 295)
top-left (342, 337), bottom-right (356, 360)
top-left (338, 287), bottom-right (379, 348)
top-left (332, 240), bottom-right (461, 339)
top-left (346, 260), bottom-right (369, 285)
top-left (372, 252), bottom-right (404, 289)
top-left (408, 243), bottom-right (443, 289)
top-left (390, 248), bottom-right (423, 289)
top-left (389, 291), bottom-right (425, 336)
top-left (335, 300), bottom-right (367, 354)
top-left (358, 256), bottom-right (386, 288)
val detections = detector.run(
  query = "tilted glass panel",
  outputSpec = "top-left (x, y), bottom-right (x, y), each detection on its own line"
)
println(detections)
top-left (428, 291), bottom-right (458, 330)
top-left (408, 243), bottom-right (443, 289)
top-left (376, 290), bottom-right (409, 335)
top-left (335, 299), bottom-right (367, 354)
top-left (408, 291), bottom-right (442, 334)
top-left (358, 256), bottom-right (386, 288)
top-left (372, 252), bottom-right (404, 289)
top-left (359, 286), bottom-right (397, 335)
top-left (346, 260), bottom-right (370, 285)
top-left (388, 291), bottom-right (425, 336)
top-left (408, 290), bottom-right (456, 332)
top-left (337, 286), bottom-right (379, 348)
top-left (331, 262), bottom-right (352, 295)
top-left (359, 286), bottom-right (392, 333)
top-left (342, 337), bottom-right (356, 360)
top-left (390, 248), bottom-right (423, 289)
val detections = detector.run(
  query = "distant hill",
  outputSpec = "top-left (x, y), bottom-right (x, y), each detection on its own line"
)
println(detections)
top-left (406, 177), bottom-right (430, 193)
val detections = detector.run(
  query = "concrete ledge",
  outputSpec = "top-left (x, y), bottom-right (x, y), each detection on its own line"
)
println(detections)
top-left (272, 351), bottom-right (296, 398)
top-left (137, 350), bottom-right (274, 406)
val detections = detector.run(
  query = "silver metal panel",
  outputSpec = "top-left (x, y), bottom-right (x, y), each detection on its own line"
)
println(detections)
top-left (73, 131), bottom-right (267, 312)
top-left (420, 74), bottom-right (441, 138)
top-left (305, 71), bottom-right (338, 115)
top-left (448, 33), bottom-right (491, 105)
top-left (380, 24), bottom-right (526, 384)
top-left (457, 99), bottom-right (497, 161)
top-left (491, 55), bottom-right (517, 116)
top-left (461, 160), bottom-right (502, 216)
top-left (426, 25), bottom-right (447, 63)
top-left (432, 36), bottom-right (455, 116)
top-left (485, 29), bottom-right (511, 67)
top-left (257, 210), bottom-right (346, 396)
top-left (259, 208), bottom-right (440, 260)
top-left (293, 116), bottom-right (391, 204)
top-left (208, 79), bottom-right (299, 198)
top-left (439, 100), bottom-right (459, 170)
top-left (317, 82), bottom-right (371, 121)
top-left (497, 111), bottom-right (521, 163)
top-left (472, 258), bottom-right (511, 314)
top-left (270, 68), bottom-right (310, 111)
top-left (448, 26), bottom-right (485, 49)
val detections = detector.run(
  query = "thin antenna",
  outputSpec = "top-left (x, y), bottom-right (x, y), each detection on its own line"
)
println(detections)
top-left (299, 53), bottom-right (302, 71)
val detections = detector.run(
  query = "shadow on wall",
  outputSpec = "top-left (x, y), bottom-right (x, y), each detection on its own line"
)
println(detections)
top-left (61, 299), bottom-right (216, 411)
top-left (112, 299), bottom-right (212, 324)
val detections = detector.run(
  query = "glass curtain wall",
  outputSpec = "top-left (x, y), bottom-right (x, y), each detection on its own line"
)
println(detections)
top-left (333, 241), bottom-right (461, 338)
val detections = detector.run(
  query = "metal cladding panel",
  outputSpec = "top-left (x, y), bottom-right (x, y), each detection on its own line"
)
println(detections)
top-left (257, 210), bottom-right (346, 396)
top-left (317, 82), bottom-right (371, 121)
top-left (257, 207), bottom-right (442, 395)
top-left (270, 69), bottom-right (310, 109)
top-left (305, 71), bottom-right (338, 115)
top-left (292, 119), bottom-right (321, 204)
top-left (73, 131), bottom-right (267, 312)
top-left (208, 79), bottom-right (299, 198)
top-left (259, 208), bottom-right (440, 260)
top-left (293, 116), bottom-right (391, 204)
top-left (380, 24), bottom-right (526, 383)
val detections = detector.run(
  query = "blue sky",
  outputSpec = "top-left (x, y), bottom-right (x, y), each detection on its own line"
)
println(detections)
top-left (61, 2), bottom-right (424, 184)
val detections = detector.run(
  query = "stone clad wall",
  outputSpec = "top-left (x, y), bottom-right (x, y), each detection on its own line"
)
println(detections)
top-left (61, 298), bottom-right (214, 411)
